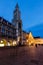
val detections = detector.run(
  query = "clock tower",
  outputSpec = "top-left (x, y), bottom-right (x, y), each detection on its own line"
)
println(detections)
top-left (12, 3), bottom-right (22, 45)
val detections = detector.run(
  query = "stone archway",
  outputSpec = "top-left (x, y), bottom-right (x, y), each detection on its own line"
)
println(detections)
top-left (0, 39), bottom-right (7, 47)
top-left (7, 40), bottom-right (13, 46)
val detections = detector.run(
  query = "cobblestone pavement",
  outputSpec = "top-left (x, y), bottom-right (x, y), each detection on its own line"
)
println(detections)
top-left (0, 45), bottom-right (43, 65)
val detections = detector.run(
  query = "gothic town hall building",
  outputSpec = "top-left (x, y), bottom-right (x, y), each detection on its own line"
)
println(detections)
top-left (0, 3), bottom-right (22, 46)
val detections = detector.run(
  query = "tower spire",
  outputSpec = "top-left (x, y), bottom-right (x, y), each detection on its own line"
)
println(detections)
top-left (15, 3), bottom-right (19, 9)
top-left (13, 3), bottom-right (21, 21)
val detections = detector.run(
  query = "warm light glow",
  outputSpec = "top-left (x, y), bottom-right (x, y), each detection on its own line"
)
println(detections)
top-left (13, 40), bottom-right (17, 46)
top-left (8, 40), bottom-right (13, 46)
top-left (7, 42), bottom-right (11, 46)
top-left (26, 32), bottom-right (43, 45)
top-left (26, 32), bottom-right (34, 45)
top-left (0, 39), bottom-right (7, 46)
top-left (1, 40), bottom-right (3, 43)
top-left (0, 44), bottom-right (4, 47)
top-left (27, 40), bottom-right (28, 42)
top-left (17, 37), bottom-right (20, 42)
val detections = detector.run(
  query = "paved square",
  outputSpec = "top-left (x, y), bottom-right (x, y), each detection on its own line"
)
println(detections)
top-left (0, 45), bottom-right (43, 65)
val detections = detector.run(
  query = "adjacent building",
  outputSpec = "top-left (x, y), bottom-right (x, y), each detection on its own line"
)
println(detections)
top-left (26, 32), bottom-right (43, 45)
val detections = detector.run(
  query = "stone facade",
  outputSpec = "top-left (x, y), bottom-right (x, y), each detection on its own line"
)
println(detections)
top-left (0, 3), bottom-right (22, 46)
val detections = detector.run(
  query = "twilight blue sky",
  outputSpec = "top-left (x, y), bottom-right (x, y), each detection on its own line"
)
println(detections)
top-left (0, 0), bottom-right (43, 30)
